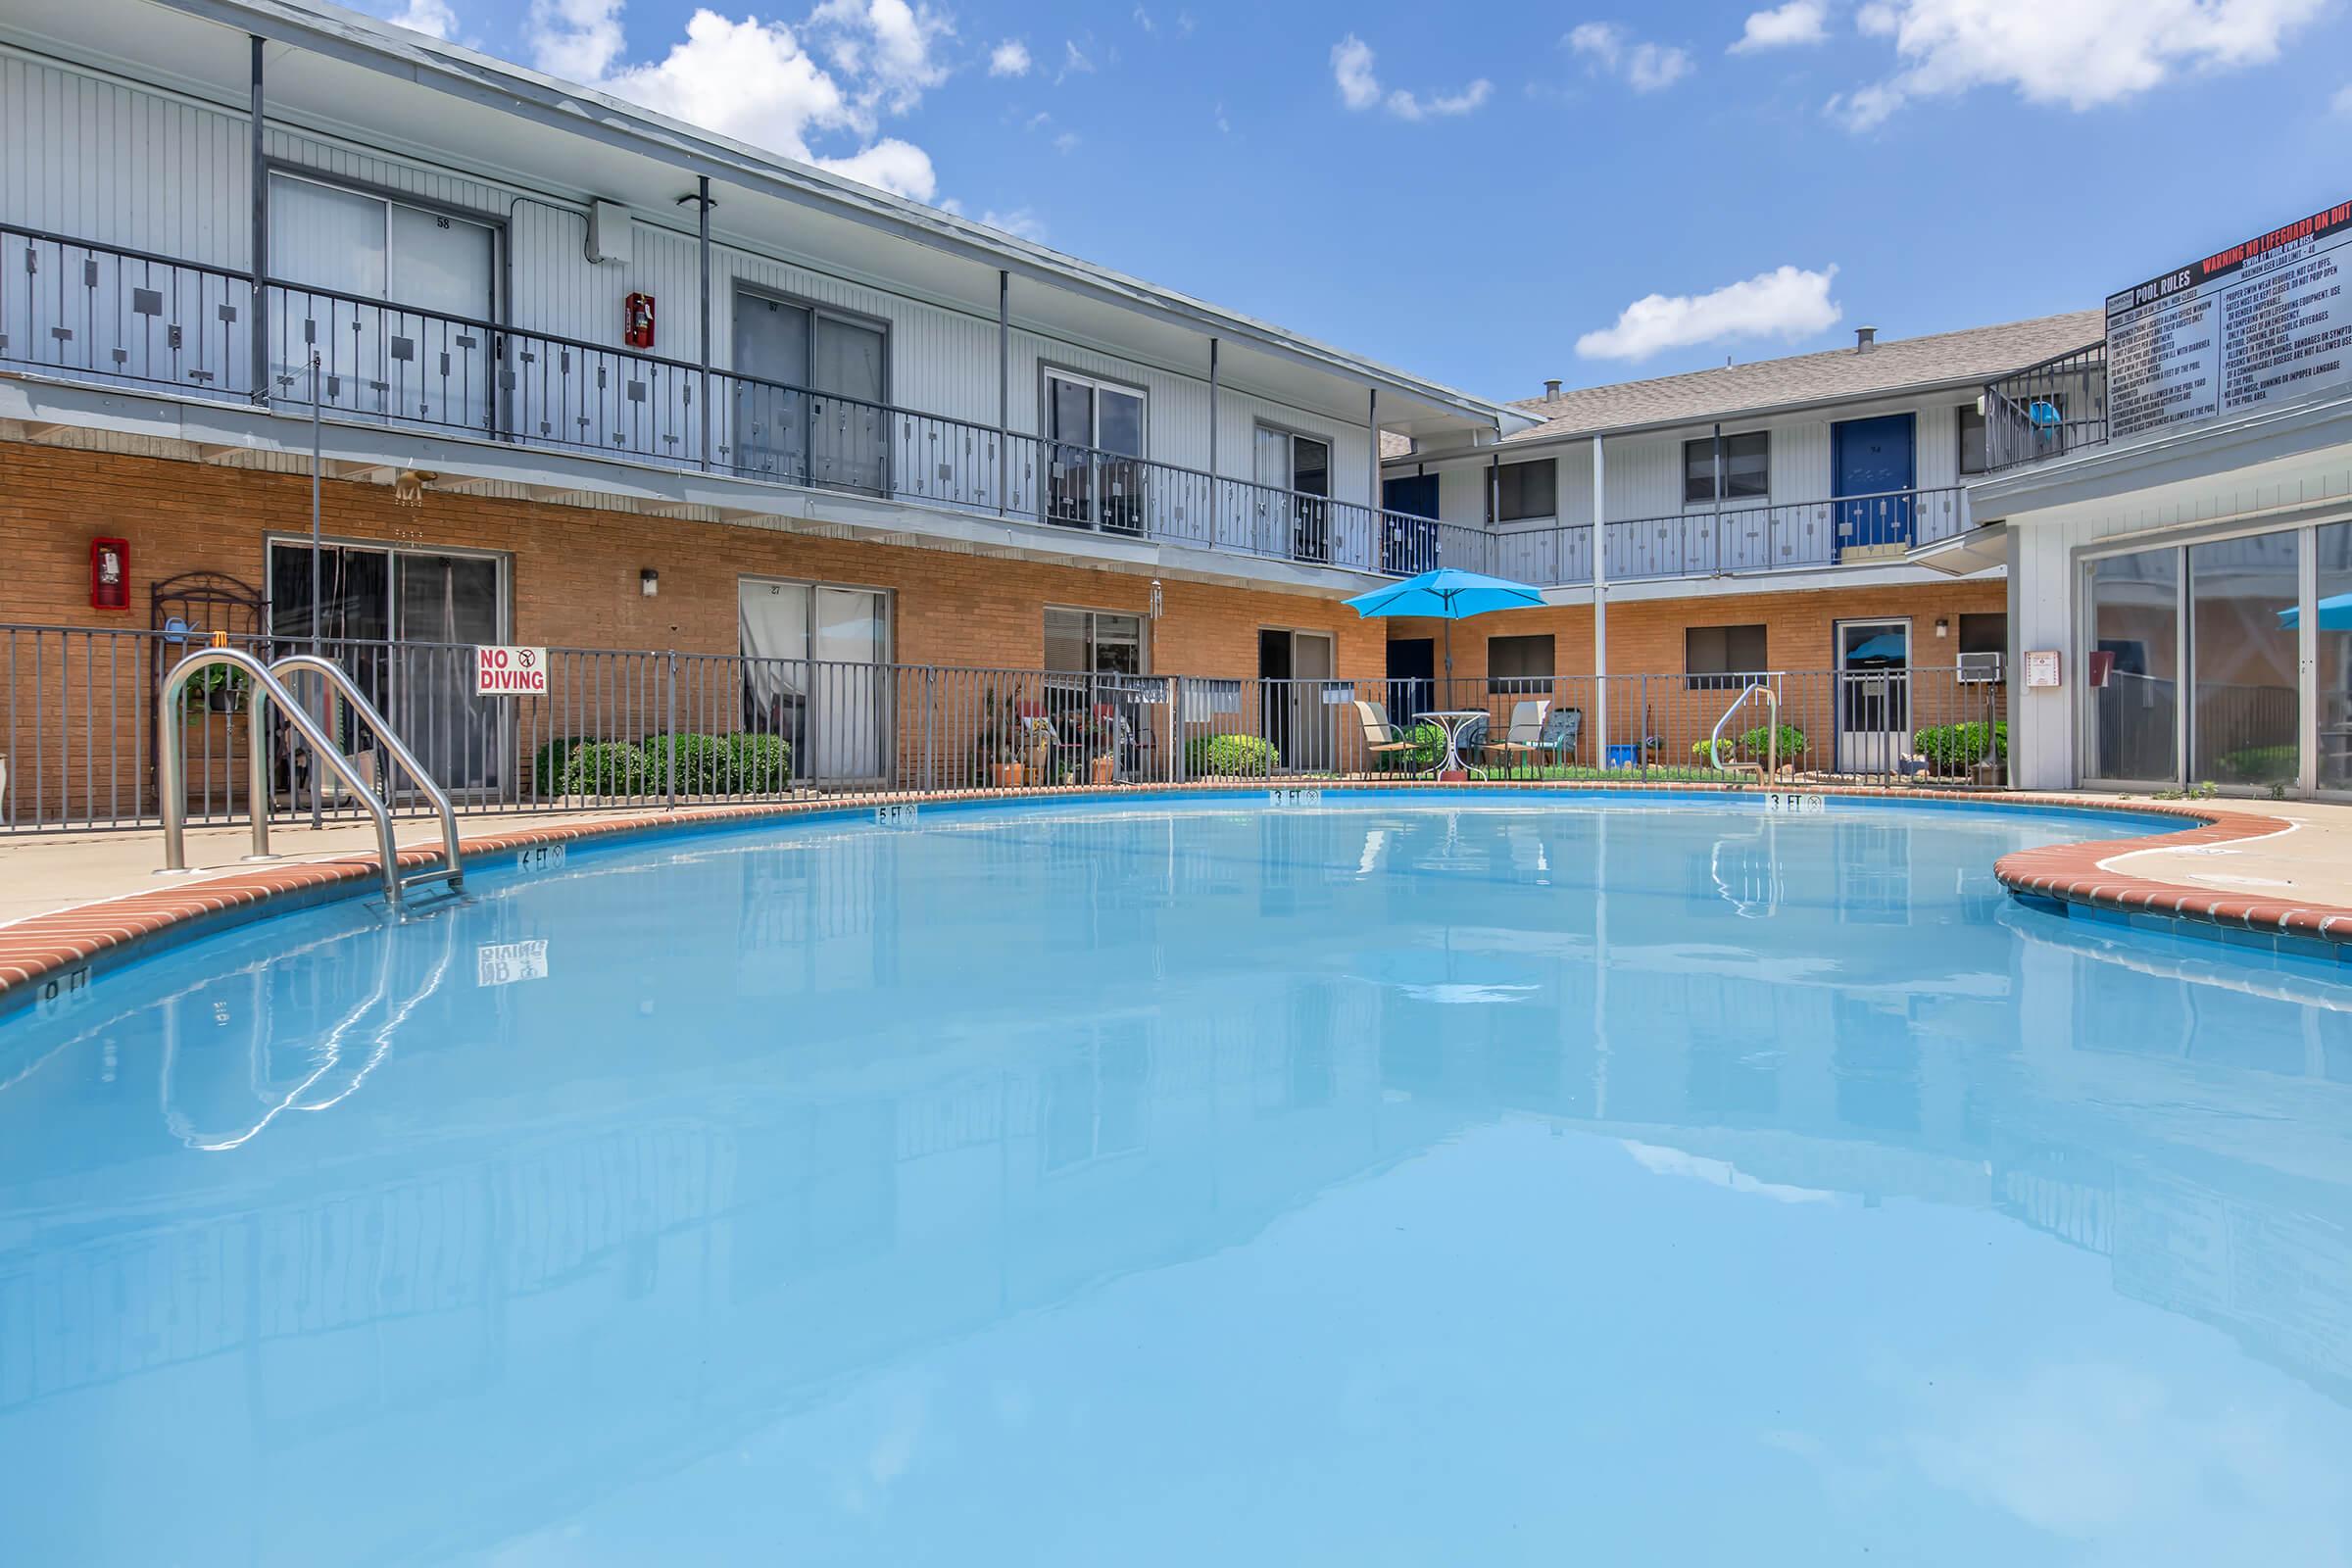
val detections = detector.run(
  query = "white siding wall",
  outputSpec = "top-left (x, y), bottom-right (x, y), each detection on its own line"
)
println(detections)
top-left (1, 45), bottom-right (1370, 491)
top-left (1405, 391), bottom-right (1984, 529)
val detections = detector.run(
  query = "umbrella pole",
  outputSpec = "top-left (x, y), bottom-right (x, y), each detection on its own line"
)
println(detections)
top-left (1444, 618), bottom-right (1453, 698)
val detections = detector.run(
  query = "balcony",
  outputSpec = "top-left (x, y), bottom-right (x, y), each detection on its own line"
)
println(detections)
top-left (1980, 341), bottom-right (2109, 473)
top-left (0, 223), bottom-right (1447, 581)
top-left (1461, 484), bottom-right (1973, 587)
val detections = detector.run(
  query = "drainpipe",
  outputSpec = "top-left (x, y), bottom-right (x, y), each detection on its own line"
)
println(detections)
top-left (696, 175), bottom-right (711, 471)
top-left (1592, 433), bottom-right (1607, 760)
top-left (248, 37), bottom-right (268, 406)
top-left (1208, 337), bottom-right (1220, 544)
top-left (997, 270), bottom-right (1009, 516)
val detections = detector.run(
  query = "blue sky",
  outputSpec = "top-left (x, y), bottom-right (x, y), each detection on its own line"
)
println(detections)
top-left (371, 0), bottom-right (2352, 401)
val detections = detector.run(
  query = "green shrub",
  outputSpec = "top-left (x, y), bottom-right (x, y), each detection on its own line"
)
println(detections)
top-left (640, 732), bottom-right (796, 794)
top-left (1913, 720), bottom-right (2007, 772)
top-left (1185, 733), bottom-right (1279, 776)
top-left (1402, 721), bottom-right (1447, 769)
top-left (533, 737), bottom-right (587, 796)
top-left (559, 741), bottom-right (649, 797)
top-left (2214, 743), bottom-right (2295, 784)
top-left (727, 733), bottom-right (792, 792)
top-left (1690, 723), bottom-right (1807, 767)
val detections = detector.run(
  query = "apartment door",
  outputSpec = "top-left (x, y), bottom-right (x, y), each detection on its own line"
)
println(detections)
top-left (738, 578), bottom-right (891, 783)
top-left (1386, 637), bottom-right (1436, 726)
top-left (1258, 629), bottom-right (1335, 770)
top-left (1835, 618), bottom-right (1910, 774)
top-left (268, 173), bottom-right (497, 431)
top-left (1383, 474), bottom-right (1442, 574)
top-left (729, 290), bottom-right (889, 492)
top-left (1045, 371), bottom-right (1147, 532)
top-left (268, 541), bottom-right (506, 796)
top-left (1833, 414), bottom-right (1916, 556)
top-left (1255, 428), bottom-right (1334, 564)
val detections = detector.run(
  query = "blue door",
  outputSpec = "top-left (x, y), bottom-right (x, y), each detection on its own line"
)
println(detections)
top-left (1833, 414), bottom-right (1915, 557)
top-left (1381, 474), bottom-right (1443, 574)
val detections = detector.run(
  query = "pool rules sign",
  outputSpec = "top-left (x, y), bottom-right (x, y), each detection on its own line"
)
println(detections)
top-left (475, 645), bottom-right (548, 696)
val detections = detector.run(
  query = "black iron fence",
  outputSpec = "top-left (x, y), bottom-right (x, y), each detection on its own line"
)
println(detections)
top-left (0, 623), bottom-right (2021, 834)
top-left (1982, 341), bottom-right (2109, 473)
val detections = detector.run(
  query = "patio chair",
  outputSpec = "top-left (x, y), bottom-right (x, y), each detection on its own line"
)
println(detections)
top-left (1352, 700), bottom-right (1417, 776)
top-left (1484, 699), bottom-right (1551, 777)
top-left (1540, 707), bottom-right (1583, 769)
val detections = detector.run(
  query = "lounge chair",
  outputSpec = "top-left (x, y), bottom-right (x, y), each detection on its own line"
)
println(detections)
top-left (1353, 700), bottom-right (1417, 776)
top-left (1484, 699), bottom-right (1551, 776)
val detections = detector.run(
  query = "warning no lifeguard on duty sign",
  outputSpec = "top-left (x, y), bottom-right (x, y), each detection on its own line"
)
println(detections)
top-left (475, 645), bottom-right (549, 696)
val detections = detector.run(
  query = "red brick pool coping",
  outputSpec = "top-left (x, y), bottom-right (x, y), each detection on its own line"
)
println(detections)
top-left (0, 781), bottom-right (2333, 1010)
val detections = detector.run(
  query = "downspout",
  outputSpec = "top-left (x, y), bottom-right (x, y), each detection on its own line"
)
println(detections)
top-left (697, 175), bottom-right (711, 471)
top-left (1208, 337), bottom-right (1220, 545)
top-left (248, 36), bottom-right (268, 406)
top-left (997, 270), bottom-right (1009, 515)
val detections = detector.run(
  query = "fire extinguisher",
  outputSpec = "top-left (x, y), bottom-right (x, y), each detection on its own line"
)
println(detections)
top-left (90, 537), bottom-right (130, 612)
top-left (624, 292), bottom-right (656, 350)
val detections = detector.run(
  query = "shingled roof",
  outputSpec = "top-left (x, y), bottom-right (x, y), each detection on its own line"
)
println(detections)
top-left (1490, 310), bottom-right (2103, 447)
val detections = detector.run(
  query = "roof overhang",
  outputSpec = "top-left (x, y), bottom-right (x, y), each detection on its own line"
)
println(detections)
top-left (2, 0), bottom-right (1516, 442)
top-left (1907, 521), bottom-right (2008, 577)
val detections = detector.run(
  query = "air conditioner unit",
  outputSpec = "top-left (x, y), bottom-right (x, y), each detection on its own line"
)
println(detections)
top-left (1957, 651), bottom-right (2003, 684)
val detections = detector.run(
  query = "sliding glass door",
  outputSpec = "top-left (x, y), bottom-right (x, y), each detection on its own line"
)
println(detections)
top-left (1045, 371), bottom-right (1146, 532)
top-left (729, 288), bottom-right (889, 493)
top-left (738, 578), bottom-right (891, 784)
top-left (2082, 526), bottom-right (2317, 791)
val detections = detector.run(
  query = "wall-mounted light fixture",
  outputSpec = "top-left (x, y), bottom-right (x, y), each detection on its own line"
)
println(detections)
top-left (1935, 617), bottom-right (1949, 638)
top-left (640, 568), bottom-right (661, 598)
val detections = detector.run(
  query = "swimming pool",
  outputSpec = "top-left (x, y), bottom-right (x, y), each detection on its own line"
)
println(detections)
top-left (2, 793), bottom-right (2349, 1564)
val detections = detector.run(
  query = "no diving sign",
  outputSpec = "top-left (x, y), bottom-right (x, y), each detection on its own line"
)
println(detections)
top-left (475, 645), bottom-right (548, 696)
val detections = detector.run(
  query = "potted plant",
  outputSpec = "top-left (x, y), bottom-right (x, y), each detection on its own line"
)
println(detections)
top-left (179, 662), bottom-right (250, 719)
top-left (1088, 711), bottom-right (1119, 785)
top-left (992, 745), bottom-right (1026, 789)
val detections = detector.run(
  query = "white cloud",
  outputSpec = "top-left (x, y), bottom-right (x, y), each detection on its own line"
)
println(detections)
top-left (387, 0), bottom-right (458, 38)
top-left (2333, 82), bottom-right (2352, 115)
top-left (1053, 130), bottom-right (1080, 153)
top-left (1055, 39), bottom-right (1095, 82)
top-left (1731, 1), bottom-right (1829, 52)
top-left (988, 38), bottom-right (1030, 76)
top-left (1133, 5), bottom-right (1155, 34)
top-left (523, 1), bottom-right (946, 200)
top-left (1829, 0), bottom-right (2325, 130)
top-left (1576, 264), bottom-right (1841, 361)
top-left (1213, 99), bottom-right (1230, 132)
top-left (980, 208), bottom-right (1046, 241)
top-left (1567, 21), bottom-right (1693, 91)
top-left (1331, 34), bottom-right (1493, 120)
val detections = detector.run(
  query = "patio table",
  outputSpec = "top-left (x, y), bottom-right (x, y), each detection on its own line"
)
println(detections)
top-left (1414, 709), bottom-right (1490, 779)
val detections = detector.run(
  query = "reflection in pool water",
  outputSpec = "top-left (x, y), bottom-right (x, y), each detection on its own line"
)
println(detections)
top-left (0, 800), bottom-right (2348, 1565)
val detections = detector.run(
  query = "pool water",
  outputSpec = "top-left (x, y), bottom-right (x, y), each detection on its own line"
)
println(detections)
top-left (3, 795), bottom-right (2351, 1565)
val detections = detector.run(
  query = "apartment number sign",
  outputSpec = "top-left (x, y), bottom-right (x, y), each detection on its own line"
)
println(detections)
top-left (2104, 198), bottom-right (2352, 440)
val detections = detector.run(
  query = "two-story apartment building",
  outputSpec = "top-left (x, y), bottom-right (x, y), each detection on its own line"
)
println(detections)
top-left (1378, 312), bottom-right (2104, 762)
top-left (0, 0), bottom-right (1528, 809)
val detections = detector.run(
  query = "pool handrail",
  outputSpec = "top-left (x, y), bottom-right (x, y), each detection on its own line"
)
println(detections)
top-left (269, 653), bottom-right (463, 898)
top-left (1708, 680), bottom-right (1781, 775)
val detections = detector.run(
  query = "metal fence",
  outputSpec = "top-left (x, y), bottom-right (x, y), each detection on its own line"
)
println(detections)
top-left (1982, 341), bottom-right (2109, 472)
top-left (0, 623), bottom-right (2015, 834)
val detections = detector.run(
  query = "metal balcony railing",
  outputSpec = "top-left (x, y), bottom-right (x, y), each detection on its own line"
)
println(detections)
top-left (0, 222), bottom-right (1448, 580)
top-left (1981, 341), bottom-right (2108, 473)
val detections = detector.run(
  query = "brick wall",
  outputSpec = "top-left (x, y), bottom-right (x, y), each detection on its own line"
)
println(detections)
top-left (0, 442), bottom-right (1383, 676)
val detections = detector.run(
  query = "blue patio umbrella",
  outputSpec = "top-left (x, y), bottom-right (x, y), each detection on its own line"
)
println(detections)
top-left (1346, 568), bottom-right (1545, 681)
top-left (2278, 593), bottom-right (2352, 630)
top-left (1845, 631), bottom-right (1908, 662)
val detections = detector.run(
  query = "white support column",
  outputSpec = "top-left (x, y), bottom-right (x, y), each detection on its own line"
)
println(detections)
top-left (1592, 433), bottom-right (1608, 757)
top-left (2300, 523), bottom-right (2320, 796)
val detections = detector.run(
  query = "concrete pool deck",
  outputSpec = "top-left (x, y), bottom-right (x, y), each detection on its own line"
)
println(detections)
top-left (4, 783), bottom-right (2352, 1007)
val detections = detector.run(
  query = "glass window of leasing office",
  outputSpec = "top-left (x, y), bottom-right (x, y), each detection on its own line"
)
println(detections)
top-left (2322, 523), bottom-right (2352, 791)
top-left (2088, 549), bottom-right (2180, 781)
top-left (2189, 532), bottom-right (2299, 787)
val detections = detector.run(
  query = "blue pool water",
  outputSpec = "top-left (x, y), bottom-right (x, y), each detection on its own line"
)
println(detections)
top-left (3, 794), bottom-right (2351, 1565)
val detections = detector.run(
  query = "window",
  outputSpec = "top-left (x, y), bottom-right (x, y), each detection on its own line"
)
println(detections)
top-left (1494, 459), bottom-right (1557, 522)
top-left (1957, 404), bottom-right (1988, 475)
top-left (2087, 549), bottom-right (2179, 782)
top-left (1045, 608), bottom-right (1147, 675)
top-left (1488, 634), bottom-right (1554, 695)
top-left (1687, 623), bottom-right (1767, 690)
top-left (1257, 425), bottom-right (1336, 564)
top-left (269, 173), bottom-right (494, 318)
top-left (1683, 432), bottom-right (1769, 504)
top-left (738, 577), bottom-right (892, 780)
top-left (1958, 612), bottom-right (2006, 656)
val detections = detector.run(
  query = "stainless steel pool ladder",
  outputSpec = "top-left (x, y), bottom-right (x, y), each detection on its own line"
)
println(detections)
top-left (158, 647), bottom-right (464, 906)
top-left (1707, 680), bottom-right (1782, 776)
